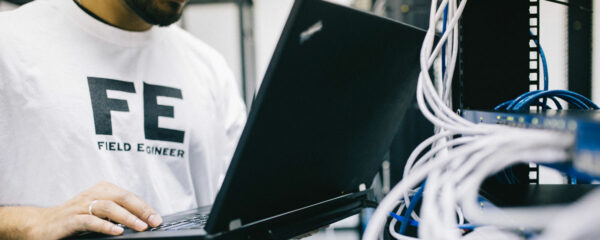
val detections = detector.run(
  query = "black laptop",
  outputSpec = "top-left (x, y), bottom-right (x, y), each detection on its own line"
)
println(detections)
top-left (77, 0), bottom-right (425, 239)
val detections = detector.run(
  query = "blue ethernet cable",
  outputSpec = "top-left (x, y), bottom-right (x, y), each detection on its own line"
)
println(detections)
top-left (513, 90), bottom-right (598, 110)
top-left (495, 95), bottom-right (563, 111)
top-left (390, 212), bottom-right (419, 227)
top-left (399, 181), bottom-right (426, 234)
top-left (389, 213), bottom-right (476, 231)
top-left (495, 33), bottom-right (599, 112)
top-left (505, 90), bottom-right (545, 110)
top-left (532, 34), bottom-right (549, 91)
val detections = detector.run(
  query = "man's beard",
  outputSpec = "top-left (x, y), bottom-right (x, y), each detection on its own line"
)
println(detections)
top-left (122, 0), bottom-right (183, 27)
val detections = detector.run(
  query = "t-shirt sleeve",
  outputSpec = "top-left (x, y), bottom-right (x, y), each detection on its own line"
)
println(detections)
top-left (0, 14), bottom-right (22, 132)
top-left (0, 16), bottom-right (18, 93)
top-left (213, 55), bottom-right (248, 189)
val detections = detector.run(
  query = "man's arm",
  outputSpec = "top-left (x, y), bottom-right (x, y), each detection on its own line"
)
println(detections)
top-left (0, 182), bottom-right (163, 240)
top-left (0, 206), bottom-right (45, 240)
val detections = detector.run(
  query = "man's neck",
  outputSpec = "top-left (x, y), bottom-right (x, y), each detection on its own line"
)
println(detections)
top-left (77, 0), bottom-right (152, 31)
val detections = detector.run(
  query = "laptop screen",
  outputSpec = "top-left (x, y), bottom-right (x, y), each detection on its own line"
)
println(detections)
top-left (207, 0), bottom-right (426, 233)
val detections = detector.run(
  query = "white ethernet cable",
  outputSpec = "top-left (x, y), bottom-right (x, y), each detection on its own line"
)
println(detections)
top-left (388, 203), bottom-right (414, 240)
top-left (370, 119), bottom-right (574, 239)
top-left (536, 188), bottom-right (600, 239)
top-left (362, 0), bottom-right (579, 239)
top-left (366, 0), bottom-right (476, 237)
top-left (420, 130), bottom-right (573, 239)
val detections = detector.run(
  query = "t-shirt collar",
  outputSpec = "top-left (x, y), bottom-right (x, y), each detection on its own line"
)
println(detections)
top-left (61, 0), bottom-right (164, 47)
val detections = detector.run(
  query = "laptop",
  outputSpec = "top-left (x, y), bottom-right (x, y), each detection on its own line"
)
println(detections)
top-left (77, 0), bottom-right (425, 238)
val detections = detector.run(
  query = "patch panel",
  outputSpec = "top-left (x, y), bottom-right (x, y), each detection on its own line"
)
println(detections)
top-left (463, 110), bottom-right (600, 177)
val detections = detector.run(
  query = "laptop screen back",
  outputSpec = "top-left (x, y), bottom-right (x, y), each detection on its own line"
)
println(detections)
top-left (206, 0), bottom-right (426, 233)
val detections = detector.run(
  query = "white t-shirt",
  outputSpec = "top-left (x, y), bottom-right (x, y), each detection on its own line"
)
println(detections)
top-left (0, 0), bottom-right (247, 215)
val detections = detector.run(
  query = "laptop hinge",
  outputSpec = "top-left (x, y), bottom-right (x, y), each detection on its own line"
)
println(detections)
top-left (229, 218), bottom-right (242, 231)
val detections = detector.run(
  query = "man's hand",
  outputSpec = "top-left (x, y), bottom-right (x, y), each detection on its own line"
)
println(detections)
top-left (0, 181), bottom-right (162, 240)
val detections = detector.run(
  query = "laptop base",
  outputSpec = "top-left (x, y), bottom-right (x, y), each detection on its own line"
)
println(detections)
top-left (73, 189), bottom-right (375, 240)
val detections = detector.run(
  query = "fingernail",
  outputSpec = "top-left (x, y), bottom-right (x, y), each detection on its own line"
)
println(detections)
top-left (148, 214), bottom-right (162, 227)
top-left (112, 225), bottom-right (124, 234)
top-left (135, 219), bottom-right (148, 230)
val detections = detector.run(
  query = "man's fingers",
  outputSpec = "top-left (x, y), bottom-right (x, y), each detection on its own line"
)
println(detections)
top-left (72, 214), bottom-right (124, 236)
top-left (91, 200), bottom-right (148, 231)
top-left (114, 192), bottom-right (162, 227)
top-left (96, 182), bottom-right (163, 227)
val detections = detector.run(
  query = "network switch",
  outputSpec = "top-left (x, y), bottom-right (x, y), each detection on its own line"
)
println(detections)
top-left (463, 110), bottom-right (600, 178)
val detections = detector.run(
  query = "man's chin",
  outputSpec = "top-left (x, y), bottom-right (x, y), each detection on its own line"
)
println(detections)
top-left (157, 0), bottom-right (185, 14)
top-left (123, 0), bottom-right (185, 27)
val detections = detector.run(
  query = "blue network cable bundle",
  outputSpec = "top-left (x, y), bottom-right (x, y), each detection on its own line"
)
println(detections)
top-left (462, 109), bottom-right (600, 181)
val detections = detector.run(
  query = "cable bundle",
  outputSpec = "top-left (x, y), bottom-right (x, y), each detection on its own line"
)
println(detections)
top-left (495, 90), bottom-right (600, 111)
top-left (361, 0), bottom-right (590, 239)
top-left (494, 35), bottom-right (599, 111)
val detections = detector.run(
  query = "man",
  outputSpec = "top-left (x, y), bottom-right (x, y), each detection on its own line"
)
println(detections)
top-left (0, 0), bottom-right (247, 239)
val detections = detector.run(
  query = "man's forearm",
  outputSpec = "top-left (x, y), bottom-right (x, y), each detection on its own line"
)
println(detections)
top-left (0, 206), bottom-right (42, 240)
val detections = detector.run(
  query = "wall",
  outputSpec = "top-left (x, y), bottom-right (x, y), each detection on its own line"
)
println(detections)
top-left (182, 3), bottom-right (243, 95)
top-left (540, 1), bottom-right (569, 91)
top-left (253, 0), bottom-right (295, 87)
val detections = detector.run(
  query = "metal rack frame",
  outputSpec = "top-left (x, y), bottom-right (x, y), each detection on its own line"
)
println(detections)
top-left (528, 0), bottom-right (541, 184)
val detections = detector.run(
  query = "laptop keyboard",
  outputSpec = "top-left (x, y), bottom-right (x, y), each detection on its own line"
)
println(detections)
top-left (149, 213), bottom-right (209, 231)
